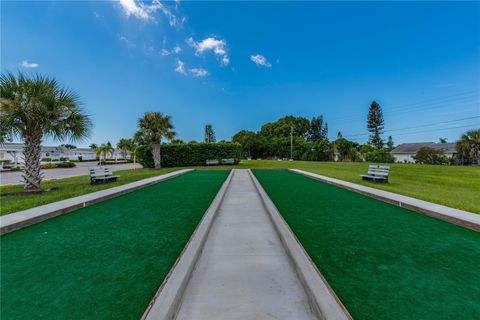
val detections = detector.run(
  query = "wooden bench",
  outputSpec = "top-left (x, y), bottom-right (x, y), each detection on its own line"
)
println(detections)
top-left (206, 159), bottom-right (219, 166)
top-left (90, 167), bottom-right (119, 185)
top-left (361, 165), bottom-right (390, 183)
top-left (222, 158), bottom-right (235, 165)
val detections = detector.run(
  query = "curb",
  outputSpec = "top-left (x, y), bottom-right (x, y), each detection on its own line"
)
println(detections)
top-left (248, 169), bottom-right (352, 320)
top-left (141, 169), bottom-right (234, 320)
top-left (291, 169), bottom-right (480, 232)
top-left (0, 169), bottom-right (193, 235)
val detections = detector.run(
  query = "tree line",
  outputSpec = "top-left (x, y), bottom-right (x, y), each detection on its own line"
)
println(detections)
top-left (1, 72), bottom-right (479, 193)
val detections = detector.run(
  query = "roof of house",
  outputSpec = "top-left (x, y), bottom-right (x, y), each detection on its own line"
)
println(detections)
top-left (392, 142), bottom-right (457, 154)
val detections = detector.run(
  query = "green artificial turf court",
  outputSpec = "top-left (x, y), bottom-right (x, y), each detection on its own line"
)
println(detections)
top-left (253, 170), bottom-right (480, 320)
top-left (0, 170), bottom-right (229, 320)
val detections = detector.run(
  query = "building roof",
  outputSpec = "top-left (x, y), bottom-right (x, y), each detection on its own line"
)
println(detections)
top-left (392, 142), bottom-right (457, 154)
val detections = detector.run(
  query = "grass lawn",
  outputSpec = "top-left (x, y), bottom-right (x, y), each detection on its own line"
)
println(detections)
top-left (253, 170), bottom-right (480, 320)
top-left (2, 160), bottom-right (478, 215)
top-left (0, 170), bottom-right (229, 319)
top-left (0, 168), bottom-right (179, 215)
top-left (237, 160), bottom-right (480, 213)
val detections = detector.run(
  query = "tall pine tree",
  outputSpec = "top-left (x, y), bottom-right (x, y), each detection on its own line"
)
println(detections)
top-left (308, 115), bottom-right (328, 141)
top-left (204, 124), bottom-right (216, 143)
top-left (367, 100), bottom-right (384, 148)
top-left (387, 135), bottom-right (394, 150)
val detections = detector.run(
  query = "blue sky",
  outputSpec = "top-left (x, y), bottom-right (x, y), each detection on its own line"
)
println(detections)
top-left (2, 1), bottom-right (479, 147)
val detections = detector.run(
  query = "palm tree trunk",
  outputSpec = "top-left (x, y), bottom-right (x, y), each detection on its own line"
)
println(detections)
top-left (23, 131), bottom-right (43, 192)
top-left (152, 143), bottom-right (161, 168)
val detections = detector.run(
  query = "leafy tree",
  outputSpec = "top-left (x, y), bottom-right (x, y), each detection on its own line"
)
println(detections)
top-left (386, 136), bottom-right (394, 150)
top-left (60, 144), bottom-right (76, 149)
top-left (456, 129), bottom-right (480, 165)
top-left (134, 112), bottom-right (175, 168)
top-left (204, 124), bottom-right (216, 143)
top-left (337, 131), bottom-right (343, 139)
top-left (96, 143), bottom-right (114, 163)
top-left (367, 100), bottom-right (385, 148)
top-left (0, 72), bottom-right (91, 192)
top-left (365, 148), bottom-right (395, 163)
top-left (260, 115), bottom-right (310, 139)
top-left (334, 138), bottom-right (358, 161)
top-left (232, 130), bottom-right (257, 159)
top-left (439, 138), bottom-right (448, 143)
top-left (413, 147), bottom-right (448, 165)
top-left (117, 138), bottom-right (133, 160)
top-left (89, 143), bottom-right (98, 150)
top-left (308, 116), bottom-right (328, 141)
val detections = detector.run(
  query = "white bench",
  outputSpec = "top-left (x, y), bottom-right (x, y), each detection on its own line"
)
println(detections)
top-left (206, 159), bottom-right (219, 166)
top-left (90, 167), bottom-right (119, 185)
top-left (222, 158), bottom-right (235, 165)
top-left (361, 165), bottom-right (390, 183)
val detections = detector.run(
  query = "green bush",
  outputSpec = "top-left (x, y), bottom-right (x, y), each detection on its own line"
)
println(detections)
top-left (41, 157), bottom-right (52, 162)
top-left (0, 160), bottom-right (12, 164)
top-left (56, 161), bottom-right (76, 168)
top-left (365, 148), bottom-right (395, 163)
top-left (413, 147), bottom-right (449, 165)
top-left (137, 142), bottom-right (242, 168)
top-left (59, 157), bottom-right (69, 161)
top-left (41, 163), bottom-right (57, 169)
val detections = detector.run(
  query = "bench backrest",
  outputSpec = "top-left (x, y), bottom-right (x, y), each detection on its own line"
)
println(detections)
top-left (90, 167), bottom-right (114, 177)
top-left (367, 165), bottom-right (390, 177)
top-left (222, 158), bottom-right (235, 164)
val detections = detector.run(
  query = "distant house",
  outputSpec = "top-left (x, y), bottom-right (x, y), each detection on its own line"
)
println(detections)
top-left (391, 142), bottom-right (457, 163)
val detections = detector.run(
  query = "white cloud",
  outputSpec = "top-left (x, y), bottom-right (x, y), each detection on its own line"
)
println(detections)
top-left (20, 60), bottom-right (39, 68)
top-left (118, 0), bottom-right (183, 26)
top-left (187, 36), bottom-right (229, 66)
top-left (93, 11), bottom-right (104, 19)
top-left (161, 44), bottom-right (182, 56)
top-left (250, 54), bottom-right (271, 68)
top-left (189, 67), bottom-right (208, 78)
top-left (118, 34), bottom-right (136, 47)
top-left (175, 59), bottom-right (187, 75)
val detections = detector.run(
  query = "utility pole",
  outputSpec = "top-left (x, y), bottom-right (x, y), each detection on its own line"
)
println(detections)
top-left (290, 126), bottom-right (293, 161)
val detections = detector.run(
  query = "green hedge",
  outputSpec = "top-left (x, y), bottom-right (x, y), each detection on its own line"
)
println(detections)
top-left (137, 142), bottom-right (242, 168)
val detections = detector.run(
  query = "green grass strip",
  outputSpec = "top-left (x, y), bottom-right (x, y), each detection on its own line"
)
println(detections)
top-left (1, 170), bottom-right (229, 320)
top-left (253, 170), bottom-right (480, 320)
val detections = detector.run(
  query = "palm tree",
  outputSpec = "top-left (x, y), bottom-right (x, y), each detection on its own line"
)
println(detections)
top-left (96, 143), bottom-right (114, 164)
top-left (117, 138), bottom-right (133, 160)
top-left (456, 129), bottom-right (480, 165)
top-left (89, 143), bottom-right (98, 150)
top-left (134, 112), bottom-right (175, 168)
top-left (0, 72), bottom-right (91, 192)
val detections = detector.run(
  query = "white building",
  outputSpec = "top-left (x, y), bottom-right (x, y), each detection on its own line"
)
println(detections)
top-left (0, 143), bottom-right (130, 164)
top-left (391, 142), bottom-right (457, 163)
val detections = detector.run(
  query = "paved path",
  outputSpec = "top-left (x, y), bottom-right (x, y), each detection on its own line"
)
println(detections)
top-left (175, 169), bottom-right (315, 319)
top-left (0, 162), bottom-right (142, 185)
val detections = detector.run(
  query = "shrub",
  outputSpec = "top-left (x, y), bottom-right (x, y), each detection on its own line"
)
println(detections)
top-left (137, 142), bottom-right (242, 168)
top-left (41, 163), bottom-right (57, 169)
top-left (56, 161), bottom-right (76, 168)
top-left (41, 157), bottom-right (52, 162)
top-left (0, 160), bottom-right (12, 164)
top-left (59, 157), bottom-right (69, 161)
top-left (365, 148), bottom-right (395, 163)
top-left (413, 147), bottom-right (449, 165)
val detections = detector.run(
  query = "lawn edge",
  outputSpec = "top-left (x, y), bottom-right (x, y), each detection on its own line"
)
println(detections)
top-left (0, 169), bottom-right (193, 235)
top-left (249, 169), bottom-right (352, 320)
top-left (291, 169), bottom-right (480, 232)
top-left (141, 169), bottom-right (234, 320)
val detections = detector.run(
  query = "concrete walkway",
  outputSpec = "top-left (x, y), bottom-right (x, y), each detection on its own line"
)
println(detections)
top-left (175, 169), bottom-right (315, 319)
